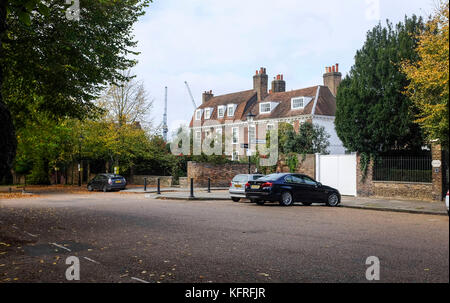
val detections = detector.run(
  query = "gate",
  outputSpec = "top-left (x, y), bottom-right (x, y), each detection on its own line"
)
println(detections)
top-left (315, 154), bottom-right (357, 196)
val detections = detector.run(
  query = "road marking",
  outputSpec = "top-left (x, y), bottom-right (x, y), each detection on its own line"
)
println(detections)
top-left (83, 257), bottom-right (100, 264)
top-left (24, 231), bottom-right (38, 238)
top-left (131, 277), bottom-right (150, 283)
top-left (12, 226), bottom-right (19, 230)
top-left (50, 242), bottom-right (72, 252)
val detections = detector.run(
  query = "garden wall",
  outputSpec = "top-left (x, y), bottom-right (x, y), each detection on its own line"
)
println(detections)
top-left (187, 161), bottom-right (256, 187)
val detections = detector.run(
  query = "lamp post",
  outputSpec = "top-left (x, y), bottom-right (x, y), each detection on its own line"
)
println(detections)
top-left (246, 112), bottom-right (256, 174)
top-left (78, 134), bottom-right (84, 187)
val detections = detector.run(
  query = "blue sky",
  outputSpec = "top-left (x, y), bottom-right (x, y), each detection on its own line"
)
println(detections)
top-left (131, 0), bottom-right (435, 136)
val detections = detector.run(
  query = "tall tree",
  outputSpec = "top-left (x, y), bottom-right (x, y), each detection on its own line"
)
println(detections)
top-left (335, 16), bottom-right (426, 155)
top-left (98, 69), bottom-right (153, 127)
top-left (283, 122), bottom-right (330, 156)
top-left (0, 0), bottom-right (150, 180)
top-left (401, 1), bottom-right (449, 149)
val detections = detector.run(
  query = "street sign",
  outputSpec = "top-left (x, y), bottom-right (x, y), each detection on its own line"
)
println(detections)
top-left (240, 143), bottom-right (249, 149)
top-left (432, 160), bottom-right (441, 168)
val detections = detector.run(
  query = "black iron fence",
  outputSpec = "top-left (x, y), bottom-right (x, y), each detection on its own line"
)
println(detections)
top-left (373, 155), bottom-right (432, 183)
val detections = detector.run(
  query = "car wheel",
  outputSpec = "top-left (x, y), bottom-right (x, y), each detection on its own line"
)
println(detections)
top-left (280, 191), bottom-right (294, 206)
top-left (87, 185), bottom-right (93, 192)
top-left (231, 197), bottom-right (240, 202)
top-left (102, 186), bottom-right (108, 193)
top-left (326, 193), bottom-right (340, 207)
top-left (256, 200), bottom-right (265, 206)
top-left (302, 202), bottom-right (312, 206)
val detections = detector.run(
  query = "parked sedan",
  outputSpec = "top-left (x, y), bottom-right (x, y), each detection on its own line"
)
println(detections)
top-left (87, 174), bottom-right (127, 192)
top-left (229, 174), bottom-right (264, 202)
top-left (245, 173), bottom-right (340, 207)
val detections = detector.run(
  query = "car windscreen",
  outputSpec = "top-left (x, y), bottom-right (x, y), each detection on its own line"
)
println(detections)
top-left (257, 174), bottom-right (283, 182)
top-left (232, 175), bottom-right (248, 182)
top-left (252, 175), bottom-right (264, 180)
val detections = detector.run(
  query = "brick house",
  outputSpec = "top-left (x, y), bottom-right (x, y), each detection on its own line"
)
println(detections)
top-left (189, 64), bottom-right (346, 160)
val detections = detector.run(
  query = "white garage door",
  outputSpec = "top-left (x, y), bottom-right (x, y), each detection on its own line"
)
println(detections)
top-left (315, 154), bottom-right (357, 196)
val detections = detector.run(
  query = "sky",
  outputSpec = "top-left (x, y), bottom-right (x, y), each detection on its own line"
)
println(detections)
top-left (131, 0), bottom-right (436, 137)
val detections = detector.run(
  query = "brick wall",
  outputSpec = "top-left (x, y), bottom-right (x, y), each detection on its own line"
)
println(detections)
top-left (131, 175), bottom-right (173, 187)
top-left (187, 161), bottom-right (256, 187)
top-left (276, 154), bottom-right (316, 178)
top-left (356, 153), bottom-right (436, 201)
top-left (356, 154), bottom-right (374, 197)
top-left (372, 181), bottom-right (433, 201)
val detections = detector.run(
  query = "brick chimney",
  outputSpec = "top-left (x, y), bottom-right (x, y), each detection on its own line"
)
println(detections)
top-left (271, 74), bottom-right (286, 93)
top-left (202, 90), bottom-right (214, 104)
top-left (253, 67), bottom-right (268, 101)
top-left (323, 63), bottom-right (342, 97)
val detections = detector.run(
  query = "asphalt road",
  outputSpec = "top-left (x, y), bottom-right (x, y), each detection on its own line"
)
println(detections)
top-left (0, 192), bottom-right (448, 283)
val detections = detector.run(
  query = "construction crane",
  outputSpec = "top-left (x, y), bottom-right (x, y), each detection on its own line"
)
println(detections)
top-left (162, 86), bottom-right (168, 142)
top-left (184, 81), bottom-right (197, 109)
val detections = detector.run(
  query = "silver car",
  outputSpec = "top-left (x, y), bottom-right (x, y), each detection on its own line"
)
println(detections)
top-left (229, 174), bottom-right (264, 202)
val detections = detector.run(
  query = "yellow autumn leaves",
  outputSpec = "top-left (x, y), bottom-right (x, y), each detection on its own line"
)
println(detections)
top-left (401, 0), bottom-right (449, 147)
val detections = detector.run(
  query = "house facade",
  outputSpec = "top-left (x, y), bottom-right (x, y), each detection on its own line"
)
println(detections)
top-left (189, 64), bottom-right (346, 160)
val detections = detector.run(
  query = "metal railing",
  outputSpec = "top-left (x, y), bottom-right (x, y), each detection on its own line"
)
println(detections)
top-left (373, 155), bottom-right (432, 183)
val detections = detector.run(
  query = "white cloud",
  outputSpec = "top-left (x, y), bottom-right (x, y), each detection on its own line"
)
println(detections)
top-left (132, 0), bottom-right (432, 135)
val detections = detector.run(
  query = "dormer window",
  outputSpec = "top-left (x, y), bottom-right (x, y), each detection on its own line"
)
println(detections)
top-left (218, 106), bottom-right (226, 118)
top-left (195, 109), bottom-right (203, 120)
top-left (291, 97), bottom-right (312, 110)
top-left (227, 104), bottom-right (236, 117)
top-left (260, 102), bottom-right (272, 114)
top-left (291, 97), bottom-right (305, 110)
top-left (204, 108), bottom-right (212, 120)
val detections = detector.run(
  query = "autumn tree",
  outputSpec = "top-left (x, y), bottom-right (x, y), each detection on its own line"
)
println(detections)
top-left (0, 0), bottom-right (151, 181)
top-left (98, 69), bottom-right (153, 127)
top-left (401, 1), bottom-right (449, 149)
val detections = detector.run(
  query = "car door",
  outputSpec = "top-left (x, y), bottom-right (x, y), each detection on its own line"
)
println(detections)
top-left (300, 175), bottom-right (322, 202)
top-left (284, 175), bottom-right (305, 201)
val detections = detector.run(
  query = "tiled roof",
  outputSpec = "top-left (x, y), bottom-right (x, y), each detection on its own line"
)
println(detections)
top-left (190, 85), bottom-right (336, 127)
top-left (249, 86), bottom-right (318, 120)
top-left (190, 90), bottom-right (257, 127)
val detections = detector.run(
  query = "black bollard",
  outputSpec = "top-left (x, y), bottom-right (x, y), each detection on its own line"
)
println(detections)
top-left (157, 178), bottom-right (161, 195)
top-left (189, 178), bottom-right (194, 198)
top-left (144, 177), bottom-right (147, 192)
top-left (207, 178), bottom-right (211, 193)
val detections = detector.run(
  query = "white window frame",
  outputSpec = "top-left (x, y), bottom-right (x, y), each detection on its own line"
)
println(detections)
top-left (195, 130), bottom-right (201, 144)
top-left (195, 109), bottom-right (203, 120)
top-left (227, 104), bottom-right (236, 117)
top-left (232, 127), bottom-right (239, 145)
top-left (260, 102), bottom-right (271, 114)
top-left (232, 151), bottom-right (239, 161)
top-left (248, 125), bottom-right (256, 145)
top-left (204, 108), bottom-right (212, 120)
top-left (217, 106), bottom-right (226, 118)
top-left (291, 97), bottom-right (305, 110)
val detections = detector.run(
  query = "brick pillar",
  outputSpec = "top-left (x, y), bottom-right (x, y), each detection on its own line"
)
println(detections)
top-left (356, 153), bottom-right (374, 197)
top-left (431, 143), bottom-right (443, 201)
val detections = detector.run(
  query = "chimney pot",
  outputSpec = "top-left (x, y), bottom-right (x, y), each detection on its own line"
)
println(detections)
top-left (256, 70), bottom-right (259, 75)
top-left (335, 63), bottom-right (339, 72)
top-left (332, 65), bottom-right (336, 72)
top-left (281, 74), bottom-right (283, 81)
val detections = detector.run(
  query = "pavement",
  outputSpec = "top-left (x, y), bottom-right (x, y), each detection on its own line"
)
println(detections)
top-left (0, 193), bottom-right (448, 283)
top-left (122, 187), bottom-right (449, 216)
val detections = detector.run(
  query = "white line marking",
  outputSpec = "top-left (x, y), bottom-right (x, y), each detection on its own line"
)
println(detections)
top-left (12, 226), bottom-right (19, 229)
top-left (131, 277), bottom-right (150, 283)
top-left (83, 257), bottom-right (100, 264)
top-left (50, 242), bottom-right (72, 252)
top-left (24, 231), bottom-right (38, 238)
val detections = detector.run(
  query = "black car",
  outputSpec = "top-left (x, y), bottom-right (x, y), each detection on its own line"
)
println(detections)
top-left (87, 174), bottom-right (127, 192)
top-left (245, 173), bottom-right (340, 207)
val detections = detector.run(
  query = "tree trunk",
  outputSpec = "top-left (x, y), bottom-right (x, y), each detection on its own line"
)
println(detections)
top-left (0, 0), bottom-right (17, 181)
